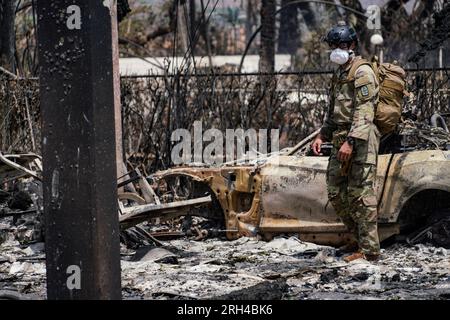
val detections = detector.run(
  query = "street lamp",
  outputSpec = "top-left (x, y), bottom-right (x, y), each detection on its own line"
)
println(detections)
top-left (370, 32), bottom-right (384, 63)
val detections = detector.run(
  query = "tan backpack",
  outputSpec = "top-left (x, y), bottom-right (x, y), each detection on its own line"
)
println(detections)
top-left (346, 57), bottom-right (407, 135)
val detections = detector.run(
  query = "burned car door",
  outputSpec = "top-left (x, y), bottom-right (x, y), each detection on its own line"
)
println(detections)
top-left (258, 152), bottom-right (390, 234)
top-left (258, 154), bottom-right (338, 232)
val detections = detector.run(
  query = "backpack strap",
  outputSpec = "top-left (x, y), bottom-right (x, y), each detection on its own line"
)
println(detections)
top-left (330, 69), bottom-right (339, 94)
top-left (343, 58), bottom-right (375, 126)
top-left (328, 69), bottom-right (339, 117)
top-left (346, 57), bottom-right (373, 82)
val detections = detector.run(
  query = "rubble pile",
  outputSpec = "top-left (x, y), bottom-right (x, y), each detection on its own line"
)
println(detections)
top-left (1, 149), bottom-right (449, 300)
top-left (0, 182), bottom-right (44, 246)
top-left (1, 232), bottom-right (448, 300)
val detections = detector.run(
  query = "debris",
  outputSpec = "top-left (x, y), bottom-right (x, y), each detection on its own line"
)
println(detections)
top-left (0, 153), bottom-right (449, 300)
top-left (121, 227), bottom-right (158, 249)
top-left (0, 209), bottom-right (37, 219)
top-left (7, 191), bottom-right (33, 211)
top-left (319, 269), bottom-right (339, 282)
top-left (119, 196), bottom-right (212, 228)
top-left (0, 152), bottom-right (42, 181)
top-left (214, 279), bottom-right (288, 300)
top-left (261, 236), bottom-right (325, 255)
top-left (0, 235), bottom-right (449, 299)
top-left (314, 248), bottom-right (336, 264)
top-left (150, 231), bottom-right (185, 240)
top-left (132, 247), bottom-right (178, 264)
top-left (9, 261), bottom-right (46, 275)
top-left (407, 216), bottom-right (450, 248)
top-left (0, 290), bottom-right (23, 300)
top-left (151, 291), bottom-right (199, 300)
top-left (304, 292), bottom-right (383, 300)
top-left (28, 242), bottom-right (45, 254)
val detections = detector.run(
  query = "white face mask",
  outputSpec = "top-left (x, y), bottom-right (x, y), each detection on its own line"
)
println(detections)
top-left (330, 48), bottom-right (350, 65)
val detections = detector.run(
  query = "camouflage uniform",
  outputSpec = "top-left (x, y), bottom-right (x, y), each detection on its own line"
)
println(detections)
top-left (320, 56), bottom-right (381, 255)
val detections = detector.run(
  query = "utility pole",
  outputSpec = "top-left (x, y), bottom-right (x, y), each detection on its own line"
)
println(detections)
top-left (36, 1), bottom-right (122, 299)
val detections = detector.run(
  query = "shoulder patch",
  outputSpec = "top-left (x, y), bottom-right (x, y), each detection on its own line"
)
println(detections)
top-left (355, 74), bottom-right (371, 88)
top-left (360, 85), bottom-right (369, 96)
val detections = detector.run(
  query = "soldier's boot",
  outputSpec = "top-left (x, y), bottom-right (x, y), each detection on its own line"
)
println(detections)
top-left (343, 251), bottom-right (380, 263)
top-left (343, 251), bottom-right (364, 262)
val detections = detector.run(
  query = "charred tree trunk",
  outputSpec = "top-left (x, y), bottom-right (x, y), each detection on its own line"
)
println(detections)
top-left (178, 1), bottom-right (189, 55)
top-left (200, 0), bottom-right (213, 68)
top-left (259, 0), bottom-right (276, 150)
top-left (408, 1), bottom-right (450, 64)
top-left (0, 0), bottom-right (16, 147)
top-left (189, 0), bottom-right (196, 42)
top-left (146, 1), bottom-right (178, 41)
top-left (0, 0), bottom-right (16, 74)
top-left (278, 0), bottom-right (298, 55)
top-left (340, 0), bottom-right (367, 56)
top-left (259, 0), bottom-right (276, 73)
top-left (418, 0), bottom-right (437, 20)
top-left (117, 0), bottom-right (131, 23)
top-left (299, 3), bottom-right (316, 28)
top-left (188, 0), bottom-right (198, 57)
top-left (245, 0), bottom-right (258, 49)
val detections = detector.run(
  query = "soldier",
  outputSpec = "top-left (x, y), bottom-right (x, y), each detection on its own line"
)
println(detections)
top-left (311, 22), bottom-right (381, 262)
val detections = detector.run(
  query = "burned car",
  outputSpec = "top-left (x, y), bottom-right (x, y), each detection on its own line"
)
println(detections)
top-left (151, 118), bottom-right (450, 248)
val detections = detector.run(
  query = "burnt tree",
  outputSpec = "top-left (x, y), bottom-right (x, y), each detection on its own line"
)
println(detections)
top-left (259, 0), bottom-right (276, 73)
top-left (278, 0), bottom-right (298, 55)
top-left (0, 0), bottom-right (16, 73)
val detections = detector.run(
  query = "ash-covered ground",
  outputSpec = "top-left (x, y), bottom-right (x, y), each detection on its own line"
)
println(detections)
top-left (0, 214), bottom-right (449, 300)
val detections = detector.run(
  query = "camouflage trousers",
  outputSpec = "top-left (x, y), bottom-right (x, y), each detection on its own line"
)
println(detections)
top-left (326, 126), bottom-right (381, 255)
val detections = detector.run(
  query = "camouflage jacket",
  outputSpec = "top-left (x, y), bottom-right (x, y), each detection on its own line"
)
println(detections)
top-left (320, 56), bottom-right (379, 141)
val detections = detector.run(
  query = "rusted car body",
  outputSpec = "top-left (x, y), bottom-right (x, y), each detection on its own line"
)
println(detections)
top-left (153, 128), bottom-right (450, 246)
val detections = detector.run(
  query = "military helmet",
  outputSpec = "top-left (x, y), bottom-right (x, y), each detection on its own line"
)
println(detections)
top-left (324, 21), bottom-right (358, 46)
